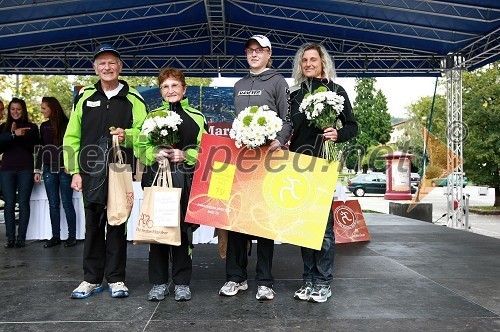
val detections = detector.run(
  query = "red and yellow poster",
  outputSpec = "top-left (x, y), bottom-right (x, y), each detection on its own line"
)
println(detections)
top-left (333, 200), bottom-right (371, 244)
top-left (186, 134), bottom-right (339, 250)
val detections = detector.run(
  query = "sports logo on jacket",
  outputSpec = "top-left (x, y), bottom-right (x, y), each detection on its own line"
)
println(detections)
top-left (238, 90), bottom-right (262, 96)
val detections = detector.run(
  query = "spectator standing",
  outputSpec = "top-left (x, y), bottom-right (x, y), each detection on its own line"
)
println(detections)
top-left (0, 98), bottom-right (40, 248)
top-left (34, 96), bottom-right (77, 248)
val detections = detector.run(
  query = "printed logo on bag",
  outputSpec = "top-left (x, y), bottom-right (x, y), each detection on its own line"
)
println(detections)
top-left (237, 90), bottom-right (262, 96)
top-left (139, 213), bottom-right (154, 228)
top-left (333, 205), bottom-right (356, 230)
top-left (87, 100), bottom-right (101, 107)
top-left (127, 192), bottom-right (134, 208)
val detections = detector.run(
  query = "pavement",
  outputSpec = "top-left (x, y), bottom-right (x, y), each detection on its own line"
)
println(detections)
top-left (350, 185), bottom-right (500, 240)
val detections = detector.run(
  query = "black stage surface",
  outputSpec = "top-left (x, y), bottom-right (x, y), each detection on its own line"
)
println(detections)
top-left (1, 213), bottom-right (499, 332)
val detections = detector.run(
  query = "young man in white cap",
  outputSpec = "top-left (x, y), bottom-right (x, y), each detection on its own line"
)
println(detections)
top-left (64, 44), bottom-right (147, 299)
top-left (219, 35), bottom-right (292, 301)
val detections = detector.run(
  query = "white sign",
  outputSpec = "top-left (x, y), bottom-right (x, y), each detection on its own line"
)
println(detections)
top-left (153, 191), bottom-right (180, 227)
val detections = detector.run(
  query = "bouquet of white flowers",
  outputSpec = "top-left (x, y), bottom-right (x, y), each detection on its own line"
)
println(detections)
top-left (141, 110), bottom-right (183, 147)
top-left (299, 86), bottom-right (345, 161)
top-left (229, 105), bottom-right (283, 149)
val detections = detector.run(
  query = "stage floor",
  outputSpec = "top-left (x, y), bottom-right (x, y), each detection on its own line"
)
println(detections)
top-left (1, 213), bottom-right (499, 331)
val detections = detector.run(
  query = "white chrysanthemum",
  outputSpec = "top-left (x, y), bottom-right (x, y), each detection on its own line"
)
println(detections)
top-left (230, 105), bottom-right (283, 149)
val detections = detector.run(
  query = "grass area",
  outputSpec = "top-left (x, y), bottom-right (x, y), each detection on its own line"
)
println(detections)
top-left (470, 206), bottom-right (500, 211)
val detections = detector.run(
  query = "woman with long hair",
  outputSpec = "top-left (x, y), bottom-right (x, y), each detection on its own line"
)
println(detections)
top-left (290, 43), bottom-right (357, 303)
top-left (0, 98), bottom-right (39, 248)
top-left (34, 96), bottom-right (77, 248)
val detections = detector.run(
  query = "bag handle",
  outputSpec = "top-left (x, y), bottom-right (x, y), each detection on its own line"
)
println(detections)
top-left (111, 135), bottom-right (125, 164)
top-left (152, 160), bottom-right (174, 188)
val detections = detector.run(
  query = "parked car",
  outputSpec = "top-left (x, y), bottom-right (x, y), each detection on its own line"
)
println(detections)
top-left (346, 173), bottom-right (417, 197)
top-left (430, 176), bottom-right (468, 188)
top-left (347, 173), bottom-right (386, 197)
top-left (347, 173), bottom-right (417, 197)
top-left (410, 173), bottom-right (421, 187)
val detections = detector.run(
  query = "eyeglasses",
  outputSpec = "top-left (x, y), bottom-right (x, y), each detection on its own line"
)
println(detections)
top-left (245, 48), bottom-right (268, 55)
top-left (160, 83), bottom-right (183, 91)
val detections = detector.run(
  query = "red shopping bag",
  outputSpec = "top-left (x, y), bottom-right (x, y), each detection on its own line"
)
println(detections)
top-left (333, 200), bottom-right (371, 244)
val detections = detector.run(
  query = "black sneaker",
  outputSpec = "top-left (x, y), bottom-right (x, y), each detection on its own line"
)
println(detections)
top-left (4, 240), bottom-right (15, 248)
top-left (44, 237), bottom-right (61, 248)
top-left (64, 238), bottom-right (77, 247)
top-left (15, 240), bottom-right (25, 248)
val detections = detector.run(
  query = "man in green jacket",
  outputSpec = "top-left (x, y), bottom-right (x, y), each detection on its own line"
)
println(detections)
top-left (63, 44), bottom-right (147, 299)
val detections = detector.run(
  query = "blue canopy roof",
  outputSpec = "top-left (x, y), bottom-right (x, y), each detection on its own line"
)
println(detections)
top-left (0, 0), bottom-right (498, 77)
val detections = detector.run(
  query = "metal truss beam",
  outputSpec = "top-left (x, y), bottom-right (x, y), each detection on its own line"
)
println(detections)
top-left (335, 0), bottom-right (500, 22)
top-left (441, 54), bottom-right (466, 230)
top-left (459, 26), bottom-right (500, 70)
top-left (0, 52), bottom-right (444, 76)
top-left (205, 0), bottom-right (227, 55)
top-left (0, 0), bottom-right (77, 10)
top-left (0, 0), bottom-right (201, 38)
top-left (231, 0), bottom-right (480, 43)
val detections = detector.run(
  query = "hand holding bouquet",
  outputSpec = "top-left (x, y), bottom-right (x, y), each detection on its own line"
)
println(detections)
top-left (299, 86), bottom-right (344, 161)
top-left (230, 105), bottom-right (283, 149)
top-left (141, 110), bottom-right (182, 147)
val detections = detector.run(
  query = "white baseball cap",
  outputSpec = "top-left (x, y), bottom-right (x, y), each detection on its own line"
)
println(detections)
top-left (246, 35), bottom-right (272, 50)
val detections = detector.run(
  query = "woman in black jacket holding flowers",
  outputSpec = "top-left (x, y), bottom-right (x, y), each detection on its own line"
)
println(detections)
top-left (138, 67), bottom-right (207, 302)
top-left (289, 43), bottom-right (357, 303)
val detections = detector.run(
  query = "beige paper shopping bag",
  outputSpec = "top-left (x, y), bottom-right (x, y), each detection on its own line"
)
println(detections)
top-left (134, 160), bottom-right (182, 245)
top-left (107, 135), bottom-right (134, 226)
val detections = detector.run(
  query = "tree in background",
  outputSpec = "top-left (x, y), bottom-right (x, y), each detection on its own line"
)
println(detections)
top-left (403, 94), bottom-right (446, 175)
top-left (405, 61), bottom-right (499, 206)
top-left (347, 77), bottom-right (393, 173)
top-left (461, 62), bottom-right (499, 206)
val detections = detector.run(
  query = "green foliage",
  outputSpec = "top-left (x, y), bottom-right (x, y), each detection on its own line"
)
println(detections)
top-left (461, 62), bottom-right (500, 190)
top-left (361, 145), bottom-right (391, 172)
top-left (407, 94), bottom-right (447, 142)
top-left (350, 78), bottom-right (393, 150)
top-left (406, 62), bottom-right (499, 197)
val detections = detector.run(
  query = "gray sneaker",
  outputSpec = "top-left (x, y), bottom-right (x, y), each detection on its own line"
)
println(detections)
top-left (148, 283), bottom-right (170, 301)
top-left (174, 285), bottom-right (191, 301)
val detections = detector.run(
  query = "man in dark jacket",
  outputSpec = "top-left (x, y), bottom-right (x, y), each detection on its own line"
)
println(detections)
top-left (64, 44), bottom-right (147, 299)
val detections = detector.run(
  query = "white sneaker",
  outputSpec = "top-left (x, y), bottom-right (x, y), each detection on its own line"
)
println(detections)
top-left (308, 285), bottom-right (332, 303)
top-left (293, 282), bottom-right (313, 301)
top-left (70, 281), bottom-right (103, 299)
top-left (108, 281), bottom-right (129, 298)
top-left (219, 281), bottom-right (248, 296)
top-left (256, 286), bottom-right (275, 300)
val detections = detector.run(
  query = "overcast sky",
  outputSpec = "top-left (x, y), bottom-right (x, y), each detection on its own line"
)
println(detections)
top-left (212, 76), bottom-right (441, 119)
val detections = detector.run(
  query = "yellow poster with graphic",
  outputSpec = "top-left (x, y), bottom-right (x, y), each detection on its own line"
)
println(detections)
top-left (186, 134), bottom-right (339, 250)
